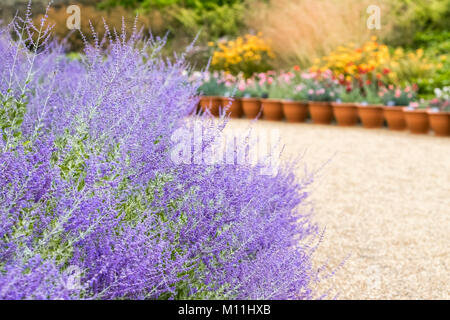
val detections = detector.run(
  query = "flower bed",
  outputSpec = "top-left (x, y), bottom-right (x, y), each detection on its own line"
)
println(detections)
top-left (196, 69), bottom-right (449, 137)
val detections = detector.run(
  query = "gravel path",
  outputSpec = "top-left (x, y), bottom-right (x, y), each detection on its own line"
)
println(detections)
top-left (224, 119), bottom-right (450, 300)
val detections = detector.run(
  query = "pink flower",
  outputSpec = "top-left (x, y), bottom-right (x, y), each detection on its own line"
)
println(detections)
top-left (295, 84), bottom-right (304, 92)
top-left (316, 88), bottom-right (325, 95)
top-left (281, 74), bottom-right (291, 84)
top-left (431, 98), bottom-right (439, 104)
top-left (302, 72), bottom-right (316, 80)
top-left (308, 89), bottom-right (314, 95)
top-left (395, 89), bottom-right (401, 98)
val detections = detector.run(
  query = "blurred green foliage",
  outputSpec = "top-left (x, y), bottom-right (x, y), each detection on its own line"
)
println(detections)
top-left (414, 31), bottom-right (450, 98)
top-left (166, 2), bottom-right (245, 40)
top-left (384, 0), bottom-right (450, 47)
top-left (99, 0), bottom-right (246, 67)
top-left (383, 0), bottom-right (449, 98)
top-left (99, 0), bottom-right (246, 40)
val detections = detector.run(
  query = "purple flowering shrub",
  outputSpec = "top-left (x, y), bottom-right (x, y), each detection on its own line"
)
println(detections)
top-left (0, 10), bottom-right (319, 300)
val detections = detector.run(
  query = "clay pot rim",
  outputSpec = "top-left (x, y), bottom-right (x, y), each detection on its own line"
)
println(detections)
top-left (281, 100), bottom-right (308, 105)
top-left (356, 104), bottom-right (384, 109)
top-left (331, 102), bottom-right (357, 108)
top-left (261, 98), bottom-right (282, 103)
top-left (241, 97), bottom-right (261, 102)
top-left (426, 110), bottom-right (450, 115)
top-left (382, 106), bottom-right (406, 111)
top-left (402, 107), bottom-right (429, 114)
top-left (308, 101), bottom-right (331, 105)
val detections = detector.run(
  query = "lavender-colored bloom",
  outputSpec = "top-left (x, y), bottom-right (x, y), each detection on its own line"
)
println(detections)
top-left (0, 9), bottom-right (322, 300)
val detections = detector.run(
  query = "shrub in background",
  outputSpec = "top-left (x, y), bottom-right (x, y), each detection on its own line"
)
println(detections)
top-left (99, 0), bottom-right (246, 66)
top-left (383, 0), bottom-right (450, 48)
top-left (164, 2), bottom-right (245, 41)
top-left (33, 4), bottom-right (160, 52)
top-left (0, 9), bottom-right (319, 300)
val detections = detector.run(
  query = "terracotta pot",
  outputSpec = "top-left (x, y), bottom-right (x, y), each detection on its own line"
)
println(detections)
top-left (357, 105), bottom-right (384, 128)
top-left (428, 111), bottom-right (450, 137)
top-left (221, 97), bottom-right (243, 119)
top-left (308, 101), bottom-right (333, 124)
top-left (241, 97), bottom-right (262, 119)
top-left (199, 96), bottom-right (221, 117)
top-left (383, 107), bottom-right (406, 131)
top-left (282, 101), bottom-right (308, 123)
top-left (403, 108), bottom-right (430, 134)
top-left (332, 102), bottom-right (358, 126)
top-left (261, 99), bottom-right (284, 121)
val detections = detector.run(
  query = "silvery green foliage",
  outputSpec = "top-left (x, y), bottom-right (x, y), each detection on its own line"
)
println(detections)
top-left (0, 8), bottom-right (320, 300)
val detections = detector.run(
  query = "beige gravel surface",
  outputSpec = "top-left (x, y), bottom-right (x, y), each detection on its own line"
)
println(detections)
top-left (223, 119), bottom-right (450, 300)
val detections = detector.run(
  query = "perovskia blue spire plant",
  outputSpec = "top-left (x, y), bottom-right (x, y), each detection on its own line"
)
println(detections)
top-left (0, 2), bottom-right (326, 300)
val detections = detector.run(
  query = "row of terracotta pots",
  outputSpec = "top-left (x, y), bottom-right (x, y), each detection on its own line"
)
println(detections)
top-left (198, 96), bottom-right (450, 137)
top-left (333, 103), bottom-right (449, 136)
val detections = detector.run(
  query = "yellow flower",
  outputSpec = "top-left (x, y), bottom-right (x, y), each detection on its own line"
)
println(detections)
top-left (210, 33), bottom-right (274, 75)
top-left (394, 48), bottom-right (404, 56)
top-left (416, 48), bottom-right (424, 57)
